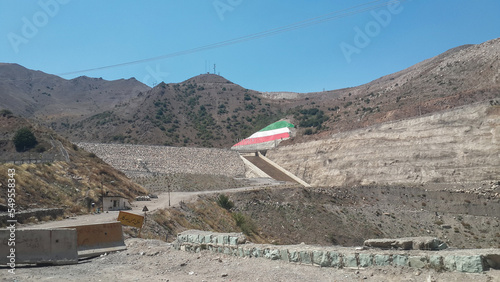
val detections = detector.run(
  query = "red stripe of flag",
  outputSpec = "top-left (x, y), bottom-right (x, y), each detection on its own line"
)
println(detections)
top-left (233, 132), bottom-right (290, 147)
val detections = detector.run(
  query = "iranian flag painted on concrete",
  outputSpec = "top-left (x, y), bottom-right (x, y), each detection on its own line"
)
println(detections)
top-left (232, 120), bottom-right (294, 150)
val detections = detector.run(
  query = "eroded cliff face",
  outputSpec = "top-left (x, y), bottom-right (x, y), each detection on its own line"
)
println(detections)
top-left (267, 103), bottom-right (499, 187)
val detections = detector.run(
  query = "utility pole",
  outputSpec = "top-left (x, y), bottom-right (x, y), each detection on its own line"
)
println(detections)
top-left (166, 176), bottom-right (171, 207)
top-left (101, 181), bottom-right (103, 213)
top-left (213, 64), bottom-right (216, 74)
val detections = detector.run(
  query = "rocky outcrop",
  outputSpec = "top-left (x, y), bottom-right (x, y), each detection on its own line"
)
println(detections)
top-left (267, 103), bottom-right (499, 186)
top-left (364, 237), bottom-right (448, 250)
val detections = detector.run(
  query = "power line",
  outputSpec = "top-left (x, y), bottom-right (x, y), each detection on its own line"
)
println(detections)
top-left (56, 0), bottom-right (407, 76)
top-left (1, 0), bottom-right (408, 81)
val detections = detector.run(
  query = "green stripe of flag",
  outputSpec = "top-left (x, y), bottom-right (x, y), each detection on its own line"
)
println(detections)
top-left (258, 120), bottom-right (294, 132)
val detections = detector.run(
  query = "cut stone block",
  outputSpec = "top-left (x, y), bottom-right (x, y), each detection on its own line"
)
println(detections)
top-left (408, 256), bottom-right (427, 268)
top-left (238, 247), bottom-right (245, 257)
top-left (265, 249), bottom-right (280, 260)
top-left (329, 252), bottom-right (341, 268)
top-left (229, 236), bottom-right (238, 246)
top-left (358, 253), bottom-right (373, 267)
top-left (312, 251), bottom-right (330, 267)
top-left (393, 255), bottom-right (409, 267)
top-left (244, 247), bottom-right (252, 257)
top-left (280, 249), bottom-right (289, 262)
top-left (373, 254), bottom-right (391, 266)
top-left (300, 251), bottom-right (312, 265)
top-left (289, 250), bottom-right (299, 263)
top-left (455, 255), bottom-right (484, 273)
top-left (344, 254), bottom-right (358, 268)
top-left (252, 248), bottom-right (262, 258)
top-left (443, 255), bottom-right (456, 271)
top-left (429, 255), bottom-right (443, 270)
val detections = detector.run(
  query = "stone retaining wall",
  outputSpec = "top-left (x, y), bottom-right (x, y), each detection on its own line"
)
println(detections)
top-left (174, 230), bottom-right (500, 274)
top-left (76, 143), bottom-right (245, 178)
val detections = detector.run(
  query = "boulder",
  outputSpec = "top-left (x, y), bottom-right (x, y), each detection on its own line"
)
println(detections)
top-left (364, 237), bottom-right (447, 250)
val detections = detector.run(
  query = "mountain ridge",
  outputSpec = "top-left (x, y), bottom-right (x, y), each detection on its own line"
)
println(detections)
top-left (1, 37), bottom-right (499, 148)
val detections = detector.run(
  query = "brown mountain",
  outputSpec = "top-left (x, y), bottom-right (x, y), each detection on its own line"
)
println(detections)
top-left (0, 63), bottom-right (150, 122)
top-left (274, 38), bottom-right (500, 142)
top-left (65, 74), bottom-right (288, 147)
top-left (1, 37), bottom-right (499, 148)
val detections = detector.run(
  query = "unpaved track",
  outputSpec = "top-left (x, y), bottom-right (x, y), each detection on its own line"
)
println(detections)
top-left (28, 184), bottom-right (284, 229)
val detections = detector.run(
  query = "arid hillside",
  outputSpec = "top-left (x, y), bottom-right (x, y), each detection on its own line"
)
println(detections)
top-left (0, 63), bottom-right (149, 124)
top-left (276, 38), bottom-right (500, 141)
top-left (1, 38), bottom-right (498, 148)
top-left (267, 103), bottom-right (499, 187)
top-left (67, 75), bottom-right (287, 147)
top-left (0, 114), bottom-right (146, 217)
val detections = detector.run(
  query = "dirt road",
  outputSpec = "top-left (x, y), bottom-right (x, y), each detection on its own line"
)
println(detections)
top-left (29, 184), bottom-right (284, 229)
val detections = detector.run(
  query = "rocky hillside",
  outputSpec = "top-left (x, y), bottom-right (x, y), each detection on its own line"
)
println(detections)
top-left (279, 38), bottom-right (500, 142)
top-left (0, 114), bottom-right (146, 215)
top-left (1, 38), bottom-right (499, 148)
top-left (267, 103), bottom-right (500, 187)
top-left (0, 63), bottom-right (149, 125)
top-left (66, 75), bottom-right (287, 147)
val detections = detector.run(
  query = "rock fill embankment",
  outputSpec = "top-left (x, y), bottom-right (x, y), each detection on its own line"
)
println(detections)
top-left (267, 103), bottom-right (500, 186)
top-left (76, 143), bottom-right (245, 178)
top-left (174, 230), bottom-right (500, 274)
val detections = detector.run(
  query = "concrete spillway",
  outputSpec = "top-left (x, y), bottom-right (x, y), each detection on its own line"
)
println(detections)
top-left (241, 153), bottom-right (311, 187)
top-left (243, 155), bottom-right (297, 183)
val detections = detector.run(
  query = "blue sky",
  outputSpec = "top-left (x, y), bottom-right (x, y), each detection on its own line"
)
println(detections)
top-left (1, 0), bottom-right (499, 93)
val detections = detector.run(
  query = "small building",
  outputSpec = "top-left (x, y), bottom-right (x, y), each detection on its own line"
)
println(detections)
top-left (103, 195), bottom-right (131, 211)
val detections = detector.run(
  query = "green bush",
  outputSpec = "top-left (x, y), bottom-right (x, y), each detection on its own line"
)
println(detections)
top-left (232, 212), bottom-right (257, 236)
top-left (13, 127), bottom-right (37, 152)
top-left (0, 109), bottom-right (13, 117)
top-left (233, 212), bottom-right (245, 226)
top-left (216, 194), bottom-right (234, 210)
top-left (294, 108), bottom-right (329, 129)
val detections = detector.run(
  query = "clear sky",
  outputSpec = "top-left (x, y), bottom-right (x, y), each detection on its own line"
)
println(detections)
top-left (1, 0), bottom-right (499, 93)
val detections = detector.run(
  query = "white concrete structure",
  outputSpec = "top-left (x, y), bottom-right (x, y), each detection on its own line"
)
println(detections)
top-left (103, 196), bottom-right (131, 211)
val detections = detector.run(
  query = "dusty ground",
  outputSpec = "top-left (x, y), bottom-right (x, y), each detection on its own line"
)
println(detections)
top-left (116, 183), bottom-right (499, 249)
top-left (26, 184), bottom-right (280, 229)
top-left (13, 182), bottom-right (500, 281)
top-left (2, 238), bottom-right (500, 282)
top-left (28, 182), bottom-right (500, 248)
top-left (224, 184), bottom-right (500, 248)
